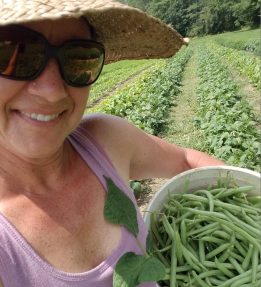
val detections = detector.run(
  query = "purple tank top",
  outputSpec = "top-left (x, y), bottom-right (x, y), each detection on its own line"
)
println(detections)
top-left (0, 122), bottom-right (157, 287)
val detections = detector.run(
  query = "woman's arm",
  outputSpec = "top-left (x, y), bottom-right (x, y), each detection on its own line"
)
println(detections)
top-left (83, 114), bottom-right (225, 181)
top-left (0, 278), bottom-right (3, 287)
top-left (129, 133), bottom-right (225, 180)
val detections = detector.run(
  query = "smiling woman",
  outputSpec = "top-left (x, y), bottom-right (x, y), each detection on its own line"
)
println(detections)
top-left (0, 1), bottom-right (224, 287)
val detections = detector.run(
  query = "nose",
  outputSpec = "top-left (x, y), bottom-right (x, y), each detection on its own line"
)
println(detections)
top-left (27, 59), bottom-right (68, 102)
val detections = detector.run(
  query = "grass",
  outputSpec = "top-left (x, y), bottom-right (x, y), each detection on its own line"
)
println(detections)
top-left (191, 28), bottom-right (260, 45)
top-left (212, 28), bottom-right (260, 42)
top-left (159, 50), bottom-right (207, 151)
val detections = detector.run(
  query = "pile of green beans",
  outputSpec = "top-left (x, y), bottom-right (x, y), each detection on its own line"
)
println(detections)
top-left (150, 184), bottom-right (261, 287)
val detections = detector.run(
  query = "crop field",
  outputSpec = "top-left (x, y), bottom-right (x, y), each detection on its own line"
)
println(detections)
top-left (86, 29), bottom-right (261, 172)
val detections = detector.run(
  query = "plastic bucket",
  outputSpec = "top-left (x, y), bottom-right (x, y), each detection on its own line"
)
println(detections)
top-left (143, 166), bottom-right (260, 287)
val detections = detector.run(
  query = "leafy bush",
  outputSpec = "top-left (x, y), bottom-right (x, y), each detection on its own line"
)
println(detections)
top-left (211, 42), bottom-right (261, 89)
top-left (195, 45), bottom-right (260, 171)
top-left (89, 46), bottom-right (192, 135)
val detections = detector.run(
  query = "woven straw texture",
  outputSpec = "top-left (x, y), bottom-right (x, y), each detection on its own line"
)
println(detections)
top-left (0, 0), bottom-right (185, 63)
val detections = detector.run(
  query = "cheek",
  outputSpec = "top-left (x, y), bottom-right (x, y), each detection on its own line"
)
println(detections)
top-left (0, 78), bottom-right (25, 107)
top-left (70, 86), bottom-right (90, 112)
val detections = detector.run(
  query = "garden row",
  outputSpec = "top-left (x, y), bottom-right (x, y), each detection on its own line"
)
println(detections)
top-left (215, 38), bottom-right (261, 55)
top-left (89, 59), bottom-right (162, 106)
top-left (210, 42), bottom-right (261, 90)
top-left (88, 46), bottom-right (192, 135)
top-left (194, 44), bottom-right (260, 171)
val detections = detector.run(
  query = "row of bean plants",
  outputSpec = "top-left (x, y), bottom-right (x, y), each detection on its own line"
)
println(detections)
top-left (210, 42), bottom-right (261, 89)
top-left (88, 46), bottom-right (192, 135)
top-left (89, 59), bottom-right (161, 105)
top-left (195, 44), bottom-right (260, 171)
top-left (215, 38), bottom-right (261, 55)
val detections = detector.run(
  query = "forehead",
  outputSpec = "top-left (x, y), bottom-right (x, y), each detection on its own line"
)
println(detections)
top-left (21, 17), bottom-right (91, 44)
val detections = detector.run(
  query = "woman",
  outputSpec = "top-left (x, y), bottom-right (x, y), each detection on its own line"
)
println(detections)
top-left (0, 1), bottom-right (224, 286)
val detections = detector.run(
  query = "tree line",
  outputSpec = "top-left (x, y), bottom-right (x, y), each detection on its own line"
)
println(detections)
top-left (119, 0), bottom-right (260, 37)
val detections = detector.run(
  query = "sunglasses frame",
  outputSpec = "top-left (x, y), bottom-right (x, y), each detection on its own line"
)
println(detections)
top-left (0, 25), bottom-right (105, 87)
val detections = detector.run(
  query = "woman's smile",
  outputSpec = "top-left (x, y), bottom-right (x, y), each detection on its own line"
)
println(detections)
top-left (17, 109), bottom-right (65, 125)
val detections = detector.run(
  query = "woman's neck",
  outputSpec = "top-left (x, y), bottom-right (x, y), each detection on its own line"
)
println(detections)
top-left (0, 140), bottom-right (73, 197)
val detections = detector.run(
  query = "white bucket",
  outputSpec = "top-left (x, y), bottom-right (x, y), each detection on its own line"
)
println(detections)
top-left (143, 166), bottom-right (260, 287)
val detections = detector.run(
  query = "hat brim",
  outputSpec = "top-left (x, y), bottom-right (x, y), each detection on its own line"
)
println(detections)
top-left (0, 0), bottom-right (185, 63)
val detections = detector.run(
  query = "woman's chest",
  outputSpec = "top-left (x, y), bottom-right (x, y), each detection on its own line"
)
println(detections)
top-left (0, 173), bottom-right (122, 273)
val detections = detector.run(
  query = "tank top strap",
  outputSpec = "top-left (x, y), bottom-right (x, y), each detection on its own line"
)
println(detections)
top-left (67, 124), bottom-right (133, 199)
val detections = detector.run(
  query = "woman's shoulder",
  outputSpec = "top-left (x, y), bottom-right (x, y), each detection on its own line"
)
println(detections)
top-left (79, 113), bottom-right (137, 151)
top-left (78, 113), bottom-right (134, 181)
top-left (80, 113), bottom-right (130, 133)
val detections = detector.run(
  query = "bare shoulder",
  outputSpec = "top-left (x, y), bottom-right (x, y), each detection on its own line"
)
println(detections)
top-left (81, 113), bottom-right (132, 136)
top-left (79, 113), bottom-right (186, 180)
top-left (79, 113), bottom-right (137, 181)
top-left (80, 113), bottom-right (136, 152)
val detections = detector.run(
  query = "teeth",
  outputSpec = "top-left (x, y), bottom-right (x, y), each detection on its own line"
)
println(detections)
top-left (21, 112), bottom-right (60, 122)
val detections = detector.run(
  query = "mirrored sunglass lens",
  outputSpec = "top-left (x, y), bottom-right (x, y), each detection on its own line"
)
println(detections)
top-left (62, 43), bottom-right (104, 86)
top-left (0, 26), bottom-right (45, 79)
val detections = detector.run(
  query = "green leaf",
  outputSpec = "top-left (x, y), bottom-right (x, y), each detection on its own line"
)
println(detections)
top-left (113, 252), bottom-right (166, 287)
top-left (104, 176), bottom-right (139, 237)
top-left (146, 231), bottom-right (154, 254)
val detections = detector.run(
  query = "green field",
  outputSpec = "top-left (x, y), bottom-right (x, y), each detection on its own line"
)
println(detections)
top-left (85, 29), bottom-right (261, 172)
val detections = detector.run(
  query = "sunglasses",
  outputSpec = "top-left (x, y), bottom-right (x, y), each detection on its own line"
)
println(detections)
top-left (0, 25), bottom-right (105, 87)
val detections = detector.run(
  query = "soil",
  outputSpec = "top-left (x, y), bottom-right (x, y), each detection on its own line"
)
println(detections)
top-left (136, 178), bottom-right (168, 216)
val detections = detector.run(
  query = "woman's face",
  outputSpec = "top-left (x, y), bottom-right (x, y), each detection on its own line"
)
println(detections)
top-left (0, 18), bottom-right (91, 160)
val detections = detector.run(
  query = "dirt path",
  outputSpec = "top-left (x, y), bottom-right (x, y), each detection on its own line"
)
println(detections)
top-left (137, 52), bottom-right (202, 215)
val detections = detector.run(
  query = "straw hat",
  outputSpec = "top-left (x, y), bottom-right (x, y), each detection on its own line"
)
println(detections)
top-left (0, 0), bottom-right (185, 63)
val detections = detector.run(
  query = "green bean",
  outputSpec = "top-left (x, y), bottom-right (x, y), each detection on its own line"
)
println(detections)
top-left (152, 242), bottom-right (171, 267)
top-left (196, 189), bottom-right (214, 211)
top-left (226, 199), bottom-right (260, 214)
top-left (251, 247), bottom-right (259, 283)
top-left (187, 221), bottom-right (219, 237)
top-left (201, 236), bottom-right (226, 245)
top-left (174, 210), bottom-right (195, 224)
top-left (221, 224), bottom-right (245, 242)
top-left (199, 240), bottom-right (205, 263)
top-left (234, 240), bottom-right (247, 258)
top-left (240, 281), bottom-right (261, 287)
top-left (151, 213), bottom-right (165, 248)
top-left (191, 271), bottom-right (209, 287)
top-left (171, 220), bottom-right (184, 265)
top-left (223, 209), bottom-right (261, 238)
top-left (212, 230), bottom-right (230, 240)
top-left (218, 264), bottom-right (261, 287)
top-left (182, 194), bottom-right (258, 214)
top-left (200, 216), bottom-right (261, 251)
top-left (214, 257), bottom-right (234, 278)
top-left (180, 220), bottom-right (187, 245)
top-left (205, 277), bottom-right (213, 286)
top-left (214, 186), bottom-right (255, 199)
top-left (208, 277), bottom-right (226, 285)
top-left (230, 271), bottom-right (261, 287)
top-left (170, 239), bottom-right (177, 287)
top-left (230, 251), bottom-right (244, 263)
top-left (218, 245), bottom-right (233, 263)
top-left (229, 257), bottom-right (244, 274)
top-left (165, 265), bottom-right (192, 273)
top-left (242, 210), bottom-right (261, 230)
top-left (203, 260), bottom-right (234, 269)
top-left (153, 244), bottom-right (172, 253)
top-left (192, 225), bottom-right (220, 239)
top-left (205, 243), bottom-right (231, 260)
top-left (181, 244), bottom-right (205, 273)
